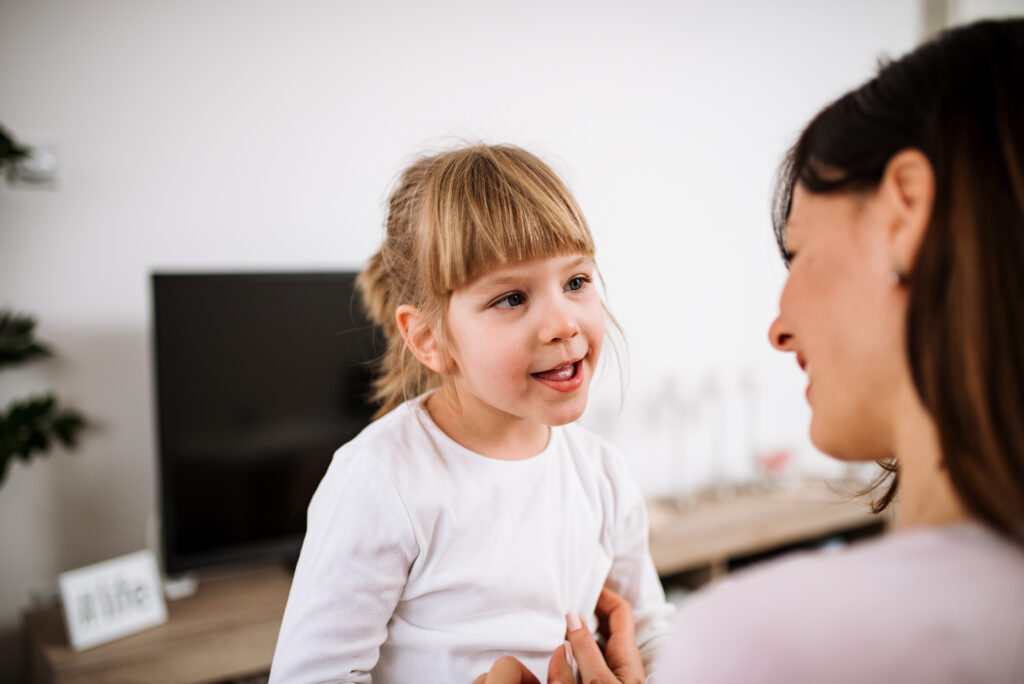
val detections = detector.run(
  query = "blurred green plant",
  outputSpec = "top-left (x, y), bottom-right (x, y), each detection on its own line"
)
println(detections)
top-left (0, 124), bottom-right (30, 182)
top-left (1, 125), bottom-right (87, 487)
top-left (0, 313), bottom-right (87, 487)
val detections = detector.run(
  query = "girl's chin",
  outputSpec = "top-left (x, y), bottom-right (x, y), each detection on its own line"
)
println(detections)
top-left (542, 399), bottom-right (589, 427)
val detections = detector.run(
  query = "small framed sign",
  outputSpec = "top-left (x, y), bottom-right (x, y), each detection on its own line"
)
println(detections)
top-left (58, 549), bottom-right (168, 651)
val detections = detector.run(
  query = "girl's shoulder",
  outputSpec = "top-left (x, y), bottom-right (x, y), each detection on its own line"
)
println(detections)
top-left (554, 422), bottom-right (633, 482)
top-left (555, 420), bottom-right (624, 465)
top-left (336, 398), bottom-right (427, 455)
top-left (553, 421), bottom-right (645, 513)
top-left (319, 397), bottom-right (444, 489)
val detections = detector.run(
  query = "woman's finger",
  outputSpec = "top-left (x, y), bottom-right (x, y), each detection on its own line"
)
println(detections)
top-left (595, 588), bottom-right (646, 683)
top-left (565, 612), bottom-right (618, 682)
top-left (545, 640), bottom-right (577, 684)
top-left (596, 587), bottom-right (636, 641)
top-left (472, 655), bottom-right (542, 684)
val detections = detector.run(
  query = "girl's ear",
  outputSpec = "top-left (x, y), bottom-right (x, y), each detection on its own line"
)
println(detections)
top-left (396, 304), bottom-right (444, 373)
top-left (880, 148), bottom-right (935, 273)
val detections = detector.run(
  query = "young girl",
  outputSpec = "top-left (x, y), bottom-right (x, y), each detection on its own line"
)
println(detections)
top-left (269, 144), bottom-right (673, 683)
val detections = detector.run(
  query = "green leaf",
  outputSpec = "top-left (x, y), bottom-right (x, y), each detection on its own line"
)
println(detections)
top-left (0, 124), bottom-right (30, 167)
top-left (0, 394), bottom-right (87, 489)
top-left (52, 412), bottom-right (86, 447)
top-left (0, 310), bottom-right (52, 369)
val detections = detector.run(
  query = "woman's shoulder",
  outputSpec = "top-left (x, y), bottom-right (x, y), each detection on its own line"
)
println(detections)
top-left (661, 523), bottom-right (1024, 683)
top-left (678, 522), bottom-right (1024, 621)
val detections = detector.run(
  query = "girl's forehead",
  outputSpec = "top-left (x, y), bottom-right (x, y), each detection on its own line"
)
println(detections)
top-left (461, 253), bottom-right (595, 290)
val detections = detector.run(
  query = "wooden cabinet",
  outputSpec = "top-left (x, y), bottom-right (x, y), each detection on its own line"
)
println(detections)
top-left (648, 481), bottom-right (893, 587)
top-left (24, 564), bottom-right (290, 684)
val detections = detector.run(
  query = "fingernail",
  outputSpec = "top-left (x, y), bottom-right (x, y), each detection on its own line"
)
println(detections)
top-left (566, 612), bottom-right (583, 632)
top-left (563, 640), bottom-right (574, 668)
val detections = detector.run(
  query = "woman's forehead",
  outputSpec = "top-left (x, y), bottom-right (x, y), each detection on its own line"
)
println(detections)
top-left (783, 186), bottom-right (811, 242)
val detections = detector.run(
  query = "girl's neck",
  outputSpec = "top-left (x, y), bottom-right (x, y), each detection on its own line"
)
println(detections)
top-left (424, 390), bottom-right (550, 461)
top-left (892, 392), bottom-right (971, 529)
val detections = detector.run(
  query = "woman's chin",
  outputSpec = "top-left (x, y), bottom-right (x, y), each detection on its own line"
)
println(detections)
top-left (810, 419), bottom-right (888, 463)
top-left (809, 418), bottom-right (848, 461)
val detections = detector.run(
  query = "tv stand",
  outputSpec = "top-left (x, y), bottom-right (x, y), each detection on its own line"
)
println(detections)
top-left (25, 563), bottom-right (292, 683)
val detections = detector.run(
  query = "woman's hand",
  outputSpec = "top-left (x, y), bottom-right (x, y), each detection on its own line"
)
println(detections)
top-left (556, 587), bottom-right (646, 684)
top-left (471, 655), bottom-right (543, 684)
top-left (472, 587), bottom-right (646, 684)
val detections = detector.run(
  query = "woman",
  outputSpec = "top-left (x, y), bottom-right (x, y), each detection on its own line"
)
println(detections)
top-left (476, 17), bottom-right (1024, 684)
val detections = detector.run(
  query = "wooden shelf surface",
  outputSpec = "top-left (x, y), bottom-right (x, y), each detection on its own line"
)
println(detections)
top-left (25, 564), bottom-right (291, 684)
top-left (647, 480), bottom-right (893, 578)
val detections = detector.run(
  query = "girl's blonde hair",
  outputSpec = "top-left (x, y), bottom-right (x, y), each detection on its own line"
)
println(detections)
top-left (357, 143), bottom-right (599, 418)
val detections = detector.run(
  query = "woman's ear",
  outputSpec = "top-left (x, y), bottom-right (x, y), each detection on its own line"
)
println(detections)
top-left (881, 148), bottom-right (935, 273)
top-left (396, 304), bottom-right (444, 373)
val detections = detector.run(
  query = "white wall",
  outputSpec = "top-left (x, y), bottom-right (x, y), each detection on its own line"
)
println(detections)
top-left (0, 0), bottom-right (939, 678)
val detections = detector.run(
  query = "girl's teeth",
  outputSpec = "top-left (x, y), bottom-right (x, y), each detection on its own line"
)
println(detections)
top-left (534, 363), bottom-right (575, 381)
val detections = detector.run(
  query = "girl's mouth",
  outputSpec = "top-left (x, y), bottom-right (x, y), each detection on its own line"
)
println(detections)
top-left (531, 360), bottom-right (584, 392)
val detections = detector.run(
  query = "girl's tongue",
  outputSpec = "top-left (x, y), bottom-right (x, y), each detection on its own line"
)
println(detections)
top-left (532, 362), bottom-right (577, 381)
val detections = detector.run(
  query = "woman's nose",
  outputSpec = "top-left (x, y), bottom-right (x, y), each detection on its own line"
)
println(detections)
top-left (769, 315), bottom-right (793, 351)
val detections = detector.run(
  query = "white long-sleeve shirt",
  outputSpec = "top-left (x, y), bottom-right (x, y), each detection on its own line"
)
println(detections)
top-left (270, 394), bottom-right (673, 683)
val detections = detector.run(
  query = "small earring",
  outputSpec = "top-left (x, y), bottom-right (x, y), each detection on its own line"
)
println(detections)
top-left (887, 268), bottom-right (907, 287)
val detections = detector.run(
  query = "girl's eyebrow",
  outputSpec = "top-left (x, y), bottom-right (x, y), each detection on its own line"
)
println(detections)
top-left (467, 256), bottom-right (595, 294)
top-left (469, 275), bottom-right (520, 293)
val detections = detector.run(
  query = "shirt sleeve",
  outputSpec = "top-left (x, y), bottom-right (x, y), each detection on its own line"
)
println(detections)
top-left (603, 452), bottom-right (675, 679)
top-left (269, 449), bottom-right (420, 684)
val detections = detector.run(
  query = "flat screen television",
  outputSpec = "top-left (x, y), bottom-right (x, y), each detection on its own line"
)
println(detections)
top-left (151, 272), bottom-right (381, 576)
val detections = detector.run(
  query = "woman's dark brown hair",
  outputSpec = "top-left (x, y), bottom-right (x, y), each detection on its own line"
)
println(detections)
top-left (772, 19), bottom-right (1024, 543)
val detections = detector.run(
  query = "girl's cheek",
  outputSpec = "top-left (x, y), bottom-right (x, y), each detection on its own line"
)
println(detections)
top-left (591, 313), bottom-right (606, 350)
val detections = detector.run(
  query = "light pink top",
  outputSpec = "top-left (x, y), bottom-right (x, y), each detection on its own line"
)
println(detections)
top-left (659, 522), bottom-right (1024, 683)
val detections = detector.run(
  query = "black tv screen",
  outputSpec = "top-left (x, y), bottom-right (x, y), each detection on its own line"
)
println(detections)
top-left (152, 272), bottom-right (381, 576)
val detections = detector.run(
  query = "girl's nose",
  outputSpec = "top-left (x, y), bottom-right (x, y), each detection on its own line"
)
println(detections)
top-left (541, 304), bottom-right (580, 343)
top-left (768, 314), bottom-right (793, 351)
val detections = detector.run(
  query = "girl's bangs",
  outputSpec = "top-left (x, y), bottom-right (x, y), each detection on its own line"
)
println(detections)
top-left (422, 150), bottom-right (595, 295)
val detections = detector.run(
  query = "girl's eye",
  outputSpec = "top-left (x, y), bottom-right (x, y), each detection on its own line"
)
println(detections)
top-left (492, 292), bottom-right (526, 309)
top-left (565, 276), bottom-right (590, 292)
